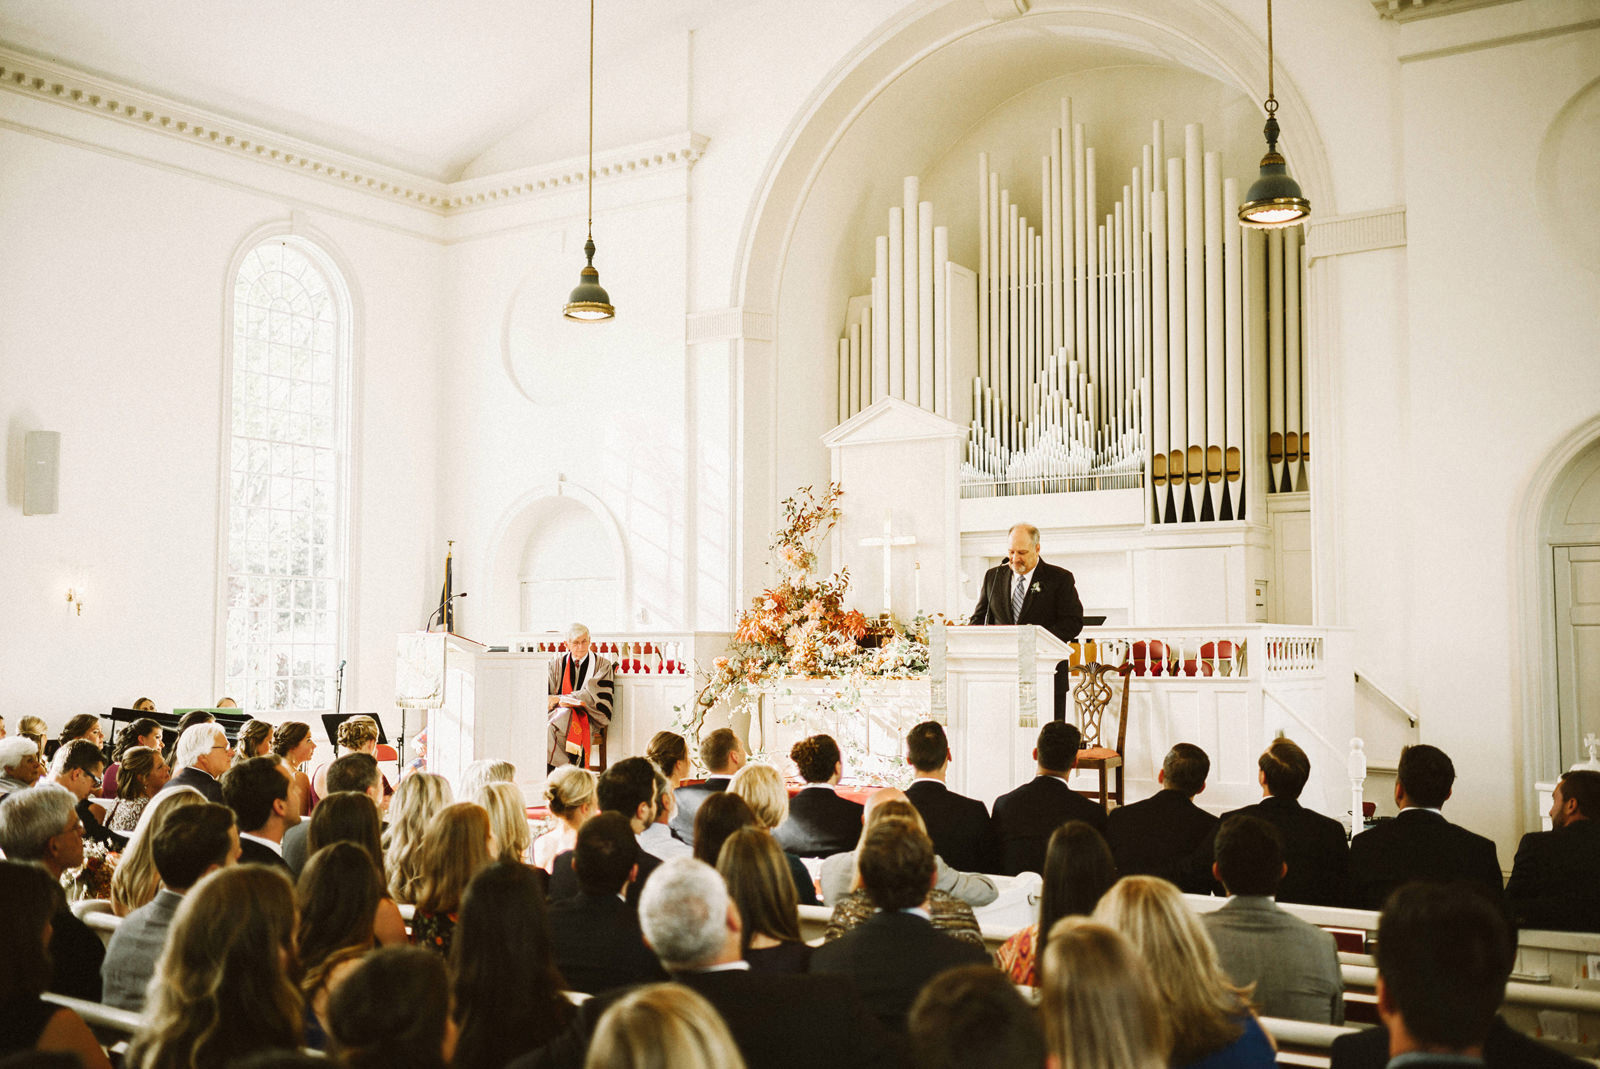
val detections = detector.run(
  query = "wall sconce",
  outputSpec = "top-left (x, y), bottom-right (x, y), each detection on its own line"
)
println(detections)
top-left (66, 588), bottom-right (85, 616)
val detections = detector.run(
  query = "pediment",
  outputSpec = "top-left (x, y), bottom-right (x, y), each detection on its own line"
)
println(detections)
top-left (820, 397), bottom-right (965, 448)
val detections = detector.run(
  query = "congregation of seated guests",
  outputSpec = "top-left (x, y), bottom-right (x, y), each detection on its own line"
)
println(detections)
top-left (5, 709), bottom-right (1600, 1069)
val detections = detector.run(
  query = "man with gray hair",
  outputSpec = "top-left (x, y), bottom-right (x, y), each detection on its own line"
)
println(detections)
top-left (547, 621), bottom-right (614, 771)
top-left (0, 784), bottom-right (105, 1000)
top-left (160, 721), bottom-right (232, 803)
top-left (625, 857), bottom-right (897, 1069)
top-left (968, 522), bottom-right (1084, 720)
top-left (0, 734), bottom-right (45, 798)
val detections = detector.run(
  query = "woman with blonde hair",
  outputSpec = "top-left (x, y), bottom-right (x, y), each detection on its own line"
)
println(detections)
top-left (1040, 917), bottom-right (1170, 1069)
top-left (728, 762), bottom-right (819, 905)
top-left (126, 865), bottom-right (303, 1069)
top-left (310, 715), bottom-right (388, 806)
top-left (532, 764), bottom-right (596, 872)
top-left (232, 719), bottom-right (274, 763)
top-left (715, 827), bottom-right (812, 973)
top-left (476, 780), bottom-right (533, 865)
top-left (412, 801), bottom-right (494, 955)
top-left (585, 983), bottom-right (746, 1069)
top-left (110, 786), bottom-right (206, 916)
top-left (459, 758), bottom-right (516, 802)
top-left (819, 791), bottom-right (996, 909)
top-left (383, 771), bottom-right (453, 903)
top-left (270, 721), bottom-right (316, 816)
top-left (1093, 876), bottom-right (1275, 1068)
top-left (103, 746), bottom-right (173, 834)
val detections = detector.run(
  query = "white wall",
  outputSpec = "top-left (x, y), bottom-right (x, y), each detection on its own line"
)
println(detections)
top-left (0, 112), bottom-right (442, 732)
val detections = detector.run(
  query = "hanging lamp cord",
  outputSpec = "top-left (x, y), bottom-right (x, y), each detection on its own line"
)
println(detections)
top-left (586, 0), bottom-right (595, 242)
top-left (1265, 0), bottom-right (1277, 115)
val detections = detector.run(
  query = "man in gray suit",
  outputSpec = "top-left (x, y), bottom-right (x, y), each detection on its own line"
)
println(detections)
top-left (1202, 814), bottom-right (1344, 1024)
top-left (101, 802), bottom-right (240, 1011)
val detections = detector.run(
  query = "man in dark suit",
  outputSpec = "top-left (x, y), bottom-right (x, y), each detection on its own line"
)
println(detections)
top-left (1331, 1016), bottom-right (1588, 1069)
top-left (775, 733), bottom-right (864, 858)
top-left (1347, 744), bottom-right (1503, 910)
top-left (549, 757), bottom-right (663, 906)
top-left (102, 802), bottom-right (240, 1010)
top-left (903, 721), bottom-right (991, 873)
top-left (989, 721), bottom-right (1108, 876)
top-left (969, 522), bottom-right (1085, 720)
top-left (669, 727), bottom-right (746, 846)
top-left (221, 754), bottom-right (298, 873)
top-left (1211, 736), bottom-right (1348, 906)
top-left (1327, 883), bottom-right (1582, 1069)
top-left (640, 856), bottom-right (900, 1069)
top-left (1507, 769), bottom-right (1600, 933)
top-left (160, 721), bottom-right (232, 804)
top-left (811, 819), bottom-right (991, 1031)
top-left (1106, 742), bottom-right (1218, 893)
top-left (546, 812), bottom-right (668, 994)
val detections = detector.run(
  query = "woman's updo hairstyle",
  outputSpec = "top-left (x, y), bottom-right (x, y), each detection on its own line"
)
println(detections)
top-left (544, 765), bottom-right (597, 818)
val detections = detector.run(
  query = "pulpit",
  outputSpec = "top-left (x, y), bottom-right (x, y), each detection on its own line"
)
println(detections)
top-left (395, 632), bottom-right (552, 796)
top-left (932, 623), bottom-right (1074, 805)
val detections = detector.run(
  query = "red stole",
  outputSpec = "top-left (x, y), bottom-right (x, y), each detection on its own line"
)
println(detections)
top-left (560, 655), bottom-right (590, 761)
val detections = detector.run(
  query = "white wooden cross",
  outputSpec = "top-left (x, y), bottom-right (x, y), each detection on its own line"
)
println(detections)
top-left (858, 510), bottom-right (916, 615)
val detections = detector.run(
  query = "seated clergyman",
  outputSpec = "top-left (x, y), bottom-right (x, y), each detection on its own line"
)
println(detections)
top-left (547, 622), bottom-right (615, 771)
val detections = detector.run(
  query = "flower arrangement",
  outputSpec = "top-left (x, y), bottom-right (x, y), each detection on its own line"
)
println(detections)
top-left (679, 483), bottom-right (935, 753)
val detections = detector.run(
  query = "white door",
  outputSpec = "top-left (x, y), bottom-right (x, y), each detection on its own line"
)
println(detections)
top-left (1553, 544), bottom-right (1600, 768)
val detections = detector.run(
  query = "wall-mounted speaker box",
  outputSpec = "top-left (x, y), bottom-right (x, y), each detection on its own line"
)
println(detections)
top-left (24, 431), bottom-right (60, 515)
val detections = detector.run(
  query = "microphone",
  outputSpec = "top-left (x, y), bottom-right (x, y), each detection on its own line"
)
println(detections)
top-left (427, 592), bottom-right (469, 630)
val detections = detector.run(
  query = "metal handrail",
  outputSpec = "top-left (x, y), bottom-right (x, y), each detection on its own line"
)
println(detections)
top-left (1354, 671), bottom-right (1419, 729)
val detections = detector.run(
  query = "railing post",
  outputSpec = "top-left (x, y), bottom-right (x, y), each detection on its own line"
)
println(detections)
top-left (1347, 736), bottom-right (1368, 838)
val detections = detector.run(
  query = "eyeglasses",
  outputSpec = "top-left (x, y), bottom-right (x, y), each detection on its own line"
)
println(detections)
top-left (210, 744), bottom-right (234, 753)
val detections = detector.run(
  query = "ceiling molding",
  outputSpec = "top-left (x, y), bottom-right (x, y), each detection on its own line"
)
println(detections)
top-left (1371, 0), bottom-right (1517, 20)
top-left (1304, 207), bottom-right (1406, 261)
top-left (0, 45), bottom-right (707, 216)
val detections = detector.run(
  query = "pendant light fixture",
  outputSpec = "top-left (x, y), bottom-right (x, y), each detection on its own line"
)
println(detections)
top-left (563, 0), bottom-right (614, 321)
top-left (1239, 0), bottom-right (1311, 229)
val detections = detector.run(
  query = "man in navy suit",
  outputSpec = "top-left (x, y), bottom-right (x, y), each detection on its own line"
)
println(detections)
top-left (1346, 744), bottom-right (1502, 910)
top-left (902, 721), bottom-right (991, 873)
top-left (669, 727), bottom-right (747, 847)
top-left (989, 721), bottom-right (1107, 876)
top-left (221, 755), bottom-right (298, 873)
top-left (1507, 769), bottom-right (1600, 933)
top-left (969, 523), bottom-right (1084, 720)
top-left (160, 722), bottom-right (233, 804)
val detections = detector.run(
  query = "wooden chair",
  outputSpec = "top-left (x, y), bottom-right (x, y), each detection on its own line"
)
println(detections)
top-left (1069, 660), bottom-right (1132, 810)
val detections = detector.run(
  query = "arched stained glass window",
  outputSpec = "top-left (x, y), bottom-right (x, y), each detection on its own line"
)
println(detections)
top-left (222, 238), bottom-right (349, 713)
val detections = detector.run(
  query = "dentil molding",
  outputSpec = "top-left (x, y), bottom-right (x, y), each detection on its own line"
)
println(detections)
top-left (1304, 207), bottom-right (1406, 262)
top-left (0, 45), bottom-right (707, 216)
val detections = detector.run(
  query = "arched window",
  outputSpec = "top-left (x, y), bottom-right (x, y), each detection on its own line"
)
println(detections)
top-left (221, 238), bottom-right (350, 713)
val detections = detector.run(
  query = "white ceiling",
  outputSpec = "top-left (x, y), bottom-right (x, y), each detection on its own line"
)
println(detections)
top-left (0, 0), bottom-right (723, 181)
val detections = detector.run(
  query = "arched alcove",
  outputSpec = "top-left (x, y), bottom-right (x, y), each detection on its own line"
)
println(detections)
top-left (481, 483), bottom-right (631, 638)
top-left (729, 0), bottom-right (1335, 557)
top-left (1516, 415), bottom-right (1600, 820)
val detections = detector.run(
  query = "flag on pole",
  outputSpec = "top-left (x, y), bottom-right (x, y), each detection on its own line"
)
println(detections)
top-left (438, 543), bottom-right (455, 634)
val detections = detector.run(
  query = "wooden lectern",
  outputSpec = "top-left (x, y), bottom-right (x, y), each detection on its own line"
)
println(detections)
top-left (931, 624), bottom-right (1074, 806)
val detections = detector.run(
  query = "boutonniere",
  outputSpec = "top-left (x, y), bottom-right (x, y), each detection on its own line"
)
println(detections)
top-left (1030, 581), bottom-right (1041, 594)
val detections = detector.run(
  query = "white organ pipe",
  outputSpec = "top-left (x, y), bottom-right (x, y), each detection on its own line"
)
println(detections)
top-left (989, 174), bottom-right (1000, 388)
top-left (1073, 124), bottom-right (1088, 369)
top-left (1150, 194), bottom-right (1170, 512)
top-left (1167, 156), bottom-right (1187, 511)
top-left (1010, 201), bottom-right (1021, 444)
top-left (1245, 225), bottom-right (1268, 514)
top-left (978, 153), bottom-right (989, 390)
top-left (861, 304), bottom-right (873, 405)
top-left (903, 178), bottom-right (920, 405)
top-left (888, 207), bottom-right (904, 398)
top-left (1183, 125), bottom-right (1205, 519)
top-left (1204, 151), bottom-right (1225, 515)
top-left (1041, 156), bottom-right (1053, 361)
top-left (1113, 200), bottom-right (1124, 427)
top-left (1086, 148), bottom-right (1099, 428)
top-left (918, 201), bottom-right (935, 411)
top-left (934, 225), bottom-right (950, 418)
top-left (1267, 228), bottom-right (1286, 494)
top-left (1051, 128), bottom-right (1065, 354)
top-left (837, 339), bottom-right (848, 423)
top-left (999, 189), bottom-right (1010, 434)
top-left (1223, 177), bottom-right (1244, 518)
top-left (849, 323), bottom-right (862, 417)
top-left (1024, 222), bottom-right (1034, 411)
top-left (1285, 224), bottom-right (1303, 491)
top-left (872, 240), bottom-right (889, 402)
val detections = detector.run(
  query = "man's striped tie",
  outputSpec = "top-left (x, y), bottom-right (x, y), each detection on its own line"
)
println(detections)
top-left (1011, 574), bottom-right (1026, 621)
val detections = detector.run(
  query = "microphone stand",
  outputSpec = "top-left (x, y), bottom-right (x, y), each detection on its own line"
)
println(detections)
top-left (334, 660), bottom-right (346, 718)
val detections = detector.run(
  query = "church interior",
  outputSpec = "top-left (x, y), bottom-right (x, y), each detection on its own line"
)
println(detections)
top-left (4, 0), bottom-right (1600, 869)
